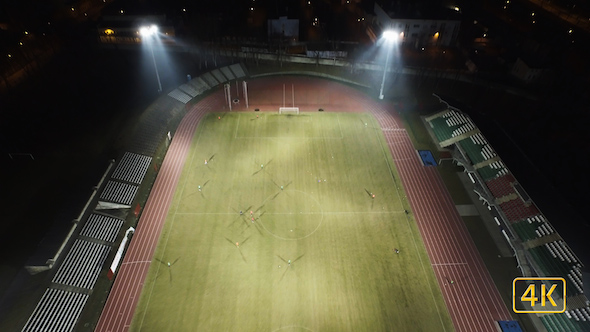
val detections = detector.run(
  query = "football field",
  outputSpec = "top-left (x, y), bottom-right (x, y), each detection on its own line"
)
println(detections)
top-left (129, 112), bottom-right (453, 331)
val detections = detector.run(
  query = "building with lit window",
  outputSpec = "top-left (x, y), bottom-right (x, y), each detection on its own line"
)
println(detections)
top-left (370, 3), bottom-right (460, 48)
top-left (97, 15), bottom-right (175, 48)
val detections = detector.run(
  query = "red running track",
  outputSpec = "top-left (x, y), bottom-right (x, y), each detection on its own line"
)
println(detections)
top-left (95, 76), bottom-right (512, 332)
top-left (95, 93), bottom-right (226, 332)
top-left (367, 105), bottom-right (514, 331)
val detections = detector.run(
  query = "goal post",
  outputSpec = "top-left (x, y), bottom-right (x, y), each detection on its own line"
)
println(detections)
top-left (279, 107), bottom-right (299, 115)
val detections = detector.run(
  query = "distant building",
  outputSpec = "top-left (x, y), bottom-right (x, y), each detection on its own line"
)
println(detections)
top-left (267, 16), bottom-right (299, 43)
top-left (371, 3), bottom-right (460, 48)
top-left (97, 15), bottom-right (175, 47)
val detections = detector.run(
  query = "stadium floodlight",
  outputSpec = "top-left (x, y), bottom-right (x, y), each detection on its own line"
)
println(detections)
top-left (379, 30), bottom-right (398, 100)
top-left (140, 24), bottom-right (162, 92)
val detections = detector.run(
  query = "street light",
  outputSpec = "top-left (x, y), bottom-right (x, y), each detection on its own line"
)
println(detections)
top-left (140, 24), bottom-right (162, 92)
top-left (379, 30), bottom-right (398, 100)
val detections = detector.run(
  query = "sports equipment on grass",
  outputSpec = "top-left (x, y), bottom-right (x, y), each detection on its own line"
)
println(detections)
top-left (279, 107), bottom-right (299, 115)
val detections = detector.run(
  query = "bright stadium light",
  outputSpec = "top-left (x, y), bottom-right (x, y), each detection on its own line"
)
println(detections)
top-left (140, 25), bottom-right (162, 92)
top-left (379, 30), bottom-right (398, 100)
top-left (140, 24), bottom-right (158, 36)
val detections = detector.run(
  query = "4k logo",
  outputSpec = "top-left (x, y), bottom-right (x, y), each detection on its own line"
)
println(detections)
top-left (513, 277), bottom-right (566, 313)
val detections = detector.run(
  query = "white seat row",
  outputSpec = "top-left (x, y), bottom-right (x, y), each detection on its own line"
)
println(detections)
top-left (579, 307), bottom-right (590, 321)
top-left (22, 288), bottom-right (88, 332)
top-left (111, 152), bottom-right (152, 185)
top-left (445, 112), bottom-right (467, 126)
top-left (496, 168), bottom-right (508, 177)
top-left (442, 109), bottom-right (455, 118)
top-left (100, 180), bottom-right (138, 205)
top-left (576, 309), bottom-right (588, 321)
top-left (548, 242), bottom-right (570, 263)
top-left (568, 272), bottom-right (584, 294)
top-left (446, 117), bottom-right (460, 127)
top-left (452, 124), bottom-right (474, 137)
top-left (557, 241), bottom-right (578, 263)
top-left (471, 133), bottom-right (487, 145)
top-left (535, 223), bottom-right (553, 237)
top-left (489, 161), bottom-right (505, 169)
top-left (546, 243), bottom-right (558, 259)
top-left (542, 223), bottom-right (553, 234)
top-left (528, 215), bottom-right (546, 223)
top-left (481, 147), bottom-right (496, 160)
top-left (52, 239), bottom-right (111, 289)
top-left (80, 214), bottom-right (123, 243)
top-left (568, 309), bottom-right (584, 321)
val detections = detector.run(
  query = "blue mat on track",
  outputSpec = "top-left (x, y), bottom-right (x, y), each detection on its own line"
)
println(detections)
top-left (497, 320), bottom-right (523, 332)
top-left (418, 150), bottom-right (437, 166)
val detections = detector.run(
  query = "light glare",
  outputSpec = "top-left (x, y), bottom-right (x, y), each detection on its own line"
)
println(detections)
top-left (140, 25), bottom-right (158, 36)
top-left (382, 30), bottom-right (398, 41)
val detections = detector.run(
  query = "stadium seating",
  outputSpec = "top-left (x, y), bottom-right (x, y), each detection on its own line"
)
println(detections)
top-left (428, 110), bottom-right (478, 142)
top-left (527, 245), bottom-right (581, 296)
top-left (541, 311), bottom-right (590, 332)
top-left (476, 161), bottom-right (509, 181)
top-left (499, 199), bottom-right (540, 223)
top-left (484, 174), bottom-right (516, 198)
top-left (426, 104), bottom-right (589, 331)
top-left (429, 116), bottom-right (461, 142)
top-left (512, 216), bottom-right (551, 241)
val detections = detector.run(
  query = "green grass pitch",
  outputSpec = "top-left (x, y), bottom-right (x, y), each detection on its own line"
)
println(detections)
top-left (130, 112), bottom-right (454, 331)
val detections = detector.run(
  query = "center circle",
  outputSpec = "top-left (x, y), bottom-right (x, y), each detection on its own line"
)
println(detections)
top-left (259, 189), bottom-right (323, 240)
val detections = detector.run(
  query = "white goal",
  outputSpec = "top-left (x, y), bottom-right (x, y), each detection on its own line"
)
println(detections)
top-left (279, 107), bottom-right (299, 115)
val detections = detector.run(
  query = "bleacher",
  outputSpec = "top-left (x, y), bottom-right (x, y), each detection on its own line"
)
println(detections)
top-left (21, 289), bottom-right (89, 332)
top-left (456, 133), bottom-right (496, 165)
top-left (527, 244), bottom-right (582, 296)
top-left (21, 146), bottom-right (165, 331)
top-left (541, 310), bottom-right (590, 332)
top-left (166, 63), bottom-right (248, 104)
top-left (499, 198), bottom-right (540, 223)
top-left (476, 160), bottom-right (508, 181)
top-left (52, 239), bottom-right (111, 289)
top-left (429, 116), bottom-right (461, 142)
top-left (425, 101), bottom-right (589, 332)
top-left (427, 109), bottom-right (478, 142)
top-left (100, 180), bottom-right (139, 206)
top-left (485, 174), bottom-right (516, 199)
top-left (111, 152), bottom-right (152, 185)
top-left (512, 215), bottom-right (551, 241)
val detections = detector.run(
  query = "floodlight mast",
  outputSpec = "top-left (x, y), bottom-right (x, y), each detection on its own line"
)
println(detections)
top-left (140, 25), bottom-right (162, 93)
top-left (379, 30), bottom-right (397, 100)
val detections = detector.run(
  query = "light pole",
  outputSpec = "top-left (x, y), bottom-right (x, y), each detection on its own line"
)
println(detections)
top-left (379, 30), bottom-right (397, 100)
top-left (140, 25), bottom-right (162, 93)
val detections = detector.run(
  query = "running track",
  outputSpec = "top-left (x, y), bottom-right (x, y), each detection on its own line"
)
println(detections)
top-left (95, 76), bottom-right (512, 332)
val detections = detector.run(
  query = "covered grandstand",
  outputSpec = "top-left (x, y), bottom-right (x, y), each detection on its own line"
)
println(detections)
top-left (425, 95), bottom-right (590, 332)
